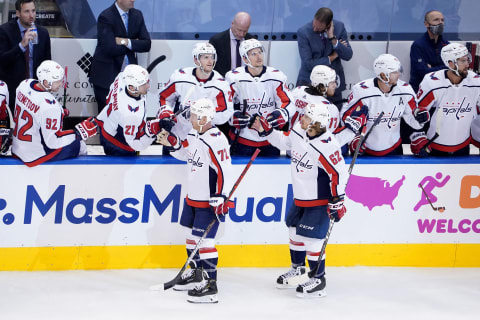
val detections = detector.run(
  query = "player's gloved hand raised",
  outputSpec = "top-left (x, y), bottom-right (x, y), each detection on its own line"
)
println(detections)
top-left (266, 108), bottom-right (289, 130)
top-left (209, 194), bottom-right (229, 218)
top-left (348, 126), bottom-right (367, 155)
top-left (231, 111), bottom-right (251, 129)
top-left (328, 196), bottom-right (347, 222)
top-left (145, 119), bottom-right (162, 137)
top-left (414, 107), bottom-right (430, 125)
top-left (156, 129), bottom-right (180, 150)
top-left (75, 117), bottom-right (98, 140)
top-left (62, 107), bottom-right (70, 117)
top-left (253, 116), bottom-right (273, 137)
top-left (157, 107), bottom-right (177, 123)
top-left (410, 132), bottom-right (431, 157)
top-left (344, 104), bottom-right (368, 134)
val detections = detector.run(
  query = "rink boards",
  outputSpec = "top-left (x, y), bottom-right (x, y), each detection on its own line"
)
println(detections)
top-left (0, 156), bottom-right (480, 271)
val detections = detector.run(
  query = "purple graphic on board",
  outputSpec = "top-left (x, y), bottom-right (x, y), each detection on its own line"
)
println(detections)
top-left (414, 172), bottom-right (450, 211)
top-left (346, 175), bottom-right (406, 210)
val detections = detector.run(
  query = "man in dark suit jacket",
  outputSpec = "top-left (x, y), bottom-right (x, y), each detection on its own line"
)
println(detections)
top-left (209, 12), bottom-right (253, 77)
top-left (89, 0), bottom-right (151, 113)
top-left (0, 0), bottom-right (51, 113)
top-left (296, 7), bottom-right (352, 110)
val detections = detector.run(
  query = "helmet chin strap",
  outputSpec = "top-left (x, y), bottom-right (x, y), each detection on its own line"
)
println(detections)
top-left (378, 73), bottom-right (392, 88)
top-left (451, 62), bottom-right (461, 77)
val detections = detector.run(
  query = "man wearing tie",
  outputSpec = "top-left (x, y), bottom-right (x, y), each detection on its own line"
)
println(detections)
top-left (0, 0), bottom-right (51, 113)
top-left (209, 12), bottom-right (253, 77)
top-left (89, 0), bottom-right (151, 113)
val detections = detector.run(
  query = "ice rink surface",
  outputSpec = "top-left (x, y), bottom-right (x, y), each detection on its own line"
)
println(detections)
top-left (1, 267), bottom-right (479, 320)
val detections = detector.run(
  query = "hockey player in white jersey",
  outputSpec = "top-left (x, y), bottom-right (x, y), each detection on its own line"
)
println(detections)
top-left (417, 43), bottom-right (480, 156)
top-left (158, 98), bottom-right (233, 303)
top-left (96, 64), bottom-right (169, 156)
top-left (0, 80), bottom-right (12, 155)
top-left (252, 102), bottom-right (347, 298)
top-left (290, 65), bottom-right (368, 149)
top-left (342, 54), bottom-right (424, 156)
top-left (225, 38), bottom-right (294, 156)
top-left (11, 60), bottom-right (97, 167)
top-left (158, 43), bottom-right (233, 141)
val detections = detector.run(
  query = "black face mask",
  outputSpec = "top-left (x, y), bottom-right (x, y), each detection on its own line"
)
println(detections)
top-left (428, 23), bottom-right (444, 36)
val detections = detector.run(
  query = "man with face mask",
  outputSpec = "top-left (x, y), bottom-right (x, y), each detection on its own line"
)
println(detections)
top-left (409, 10), bottom-right (449, 93)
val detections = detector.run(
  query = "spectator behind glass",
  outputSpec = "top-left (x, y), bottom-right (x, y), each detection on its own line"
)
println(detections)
top-left (89, 0), bottom-right (151, 114)
top-left (0, 0), bottom-right (51, 114)
top-left (409, 10), bottom-right (449, 93)
top-left (296, 7), bottom-right (352, 111)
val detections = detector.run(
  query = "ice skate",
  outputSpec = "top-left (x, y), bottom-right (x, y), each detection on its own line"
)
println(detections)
top-left (276, 266), bottom-right (307, 289)
top-left (295, 276), bottom-right (326, 298)
top-left (187, 275), bottom-right (218, 304)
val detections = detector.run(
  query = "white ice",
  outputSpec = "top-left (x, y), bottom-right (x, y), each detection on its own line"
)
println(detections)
top-left (1, 267), bottom-right (479, 320)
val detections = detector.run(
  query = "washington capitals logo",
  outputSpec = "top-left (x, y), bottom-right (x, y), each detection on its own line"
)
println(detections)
top-left (179, 69), bottom-right (185, 74)
top-left (321, 136), bottom-right (332, 143)
top-left (210, 132), bottom-right (221, 137)
top-left (128, 105), bottom-right (139, 113)
top-left (430, 73), bottom-right (440, 80)
top-left (44, 99), bottom-right (55, 104)
top-left (232, 70), bottom-right (240, 74)
top-left (360, 82), bottom-right (369, 89)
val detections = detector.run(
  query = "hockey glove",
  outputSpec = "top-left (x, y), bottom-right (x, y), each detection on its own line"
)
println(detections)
top-left (146, 119), bottom-right (162, 137)
top-left (414, 107), bottom-right (430, 125)
top-left (344, 104), bottom-right (368, 134)
top-left (256, 116), bottom-right (273, 137)
top-left (209, 194), bottom-right (229, 218)
top-left (266, 108), bottom-right (289, 130)
top-left (157, 107), bottom-right (177, 122)
top-left (157, 129), bottom-right (180, 149)
top-left (231, 111), bottom-right (251, 129)
top-left (75, 117), bottom-right (98, 140)
top-left (328, 196), bottom-right (347, 222)
top-left (348, 133), bottom-right (366, 155)
top-left (62, 106), bottom-right (70, 117)
top-left (410, 132), bottom-right (431, 157)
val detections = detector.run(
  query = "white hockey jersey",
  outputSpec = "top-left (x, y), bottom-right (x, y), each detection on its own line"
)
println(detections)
top-left (96, 75), bottom-right (155, 152)
top-left (268, 123), bottom-right (347, 206)
top-left (170, 127), bottom-right (233, 207)
top-left (0, 80), bottom-right (8, 106)
top-left (472, 107), bottom-right (480, 147)
top-left (159, 67), bottom-right (233, 139)
top-left (343, 78), bottom-right (422, 155)
top-left (11, 79), bottom-right (79, 166)
top-left (225, 66), bottom-right (294, 147)
top-left (417, 70), bottom-right (480, 152)
top-left (290, 86), bottom-right (353, 146)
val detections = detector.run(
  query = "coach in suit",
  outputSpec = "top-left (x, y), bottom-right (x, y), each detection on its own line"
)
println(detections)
top-left (0, 0), bottom-right (51, 113)
top-left (296, 7), bottom-right (352, 109)
top-left (89, 0), bottom-right (151, 112)
top-left (209, 12), bottom-right (253, 77)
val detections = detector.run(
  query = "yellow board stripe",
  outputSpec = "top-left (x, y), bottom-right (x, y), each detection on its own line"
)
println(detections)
top-left (1, 244), bottom-right (479, 271)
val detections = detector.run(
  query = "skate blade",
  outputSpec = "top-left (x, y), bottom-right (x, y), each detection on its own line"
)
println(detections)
top-left (295, 290), bottom-right (327, 298)
top-left (187, 294), bottom-right (219, 304)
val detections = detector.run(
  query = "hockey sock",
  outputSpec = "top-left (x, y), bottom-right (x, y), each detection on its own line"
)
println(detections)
top-left (199, 238), bottom-right (218, 280)
top-left (289, 227), bottom-right (306, 267)
top-left (186, 237), bottom-right (201, 269)
top-left (308, 259), bottom-right (325, 278)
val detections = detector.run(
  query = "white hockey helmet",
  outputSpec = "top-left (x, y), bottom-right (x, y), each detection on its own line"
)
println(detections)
top-left (36, 60), bottom-right (64, 88)
top-left (304, 102), bottom-right (330, 128)
top-left (373, 54), bottom-right (402, 84)
top-left (441, 43), bottom-right (469, 75)
top-left (239, 39), bottom-right (264, 67)
top-left (310, 65), bottom-right (337, 88)
top-left (190, 98), bottom-right (215, 122)
top-left (192, 42), bottom-right (217, 62)
top-left (122, 64), bottom-right (149, 94)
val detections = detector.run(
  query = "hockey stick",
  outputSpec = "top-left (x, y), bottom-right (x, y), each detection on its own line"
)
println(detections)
top-left (310, 112), bottom-right (384, 278)
top-left (146, 55), bottom-right (166, 73)
top-left (163, 148), bottom-right (261, 290)
top-left (419, 184), bottom-right (445, 212)
top-left (348, 111), bottom-right (385, 175)
top-left (62, 66), bottom-right (69, 116)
